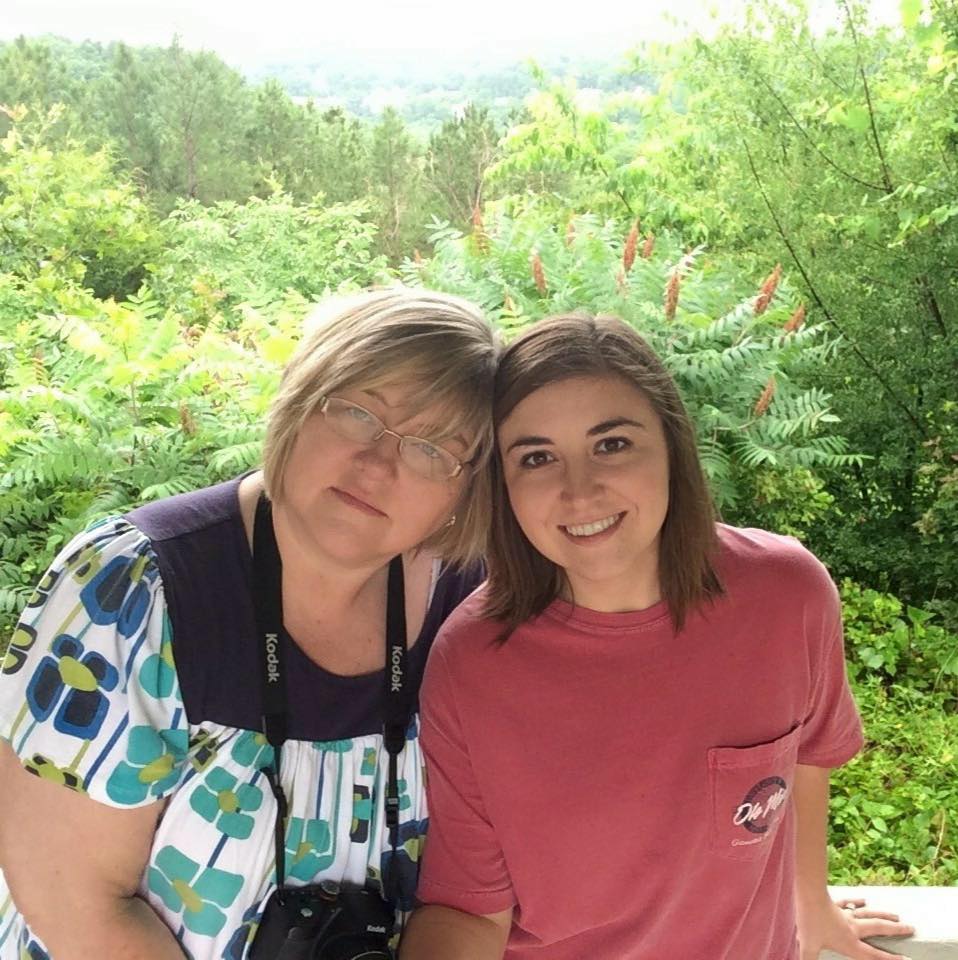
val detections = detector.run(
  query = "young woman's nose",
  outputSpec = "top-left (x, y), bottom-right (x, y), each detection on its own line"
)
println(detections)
top-left (559, 459), bottom-right (602, 502)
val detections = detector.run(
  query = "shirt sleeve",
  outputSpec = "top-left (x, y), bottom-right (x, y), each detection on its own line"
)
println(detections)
top-left (415, 636), bottom-right (516, 915)
top-left (796, 571), bottom-right (864, 768)
top-left (0, 517), bottom-right (189, 807)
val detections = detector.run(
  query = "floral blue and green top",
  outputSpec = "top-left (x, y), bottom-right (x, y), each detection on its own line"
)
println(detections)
top-left (0, 477), bottom-right (483, 960)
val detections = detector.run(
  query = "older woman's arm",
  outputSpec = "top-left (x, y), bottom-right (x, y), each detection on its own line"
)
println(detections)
top-left (0, 740), bottom-right (186, 959)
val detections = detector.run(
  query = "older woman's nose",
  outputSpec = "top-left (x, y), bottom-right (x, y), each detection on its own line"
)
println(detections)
top-left (354, 433), bottom-right (402, 475)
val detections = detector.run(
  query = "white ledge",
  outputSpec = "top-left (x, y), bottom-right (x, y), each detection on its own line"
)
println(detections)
top-left (825, 886), bottom-right (958, 960)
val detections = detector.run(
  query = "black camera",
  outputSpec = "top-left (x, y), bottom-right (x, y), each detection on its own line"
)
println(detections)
top-left (249, 880), bottom-right (396, 960)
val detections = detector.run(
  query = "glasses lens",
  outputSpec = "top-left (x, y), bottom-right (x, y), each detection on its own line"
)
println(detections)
top-left (323, 398), bottom-right (461, 480)
top-left (323, 398), bottom-right (382, 441)
top-left (400, 438), bottom-right (460, 480)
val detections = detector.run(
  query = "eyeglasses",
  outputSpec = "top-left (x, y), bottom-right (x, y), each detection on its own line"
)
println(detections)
top-left (318, 396), bottom-right (466, 481)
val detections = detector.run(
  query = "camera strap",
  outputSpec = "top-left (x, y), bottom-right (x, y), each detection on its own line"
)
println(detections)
top-left (253, 494), bottom-right (410, 902)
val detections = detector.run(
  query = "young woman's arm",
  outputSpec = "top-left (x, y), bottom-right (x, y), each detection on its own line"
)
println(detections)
top-left (793, 763), bottom-right (913, 960)
top-left (0, 740), bottom-right (185, 959)
top-left (401, 904), bottom-right (512, 959)
top-left (407, 621), bottom-right (519, 957)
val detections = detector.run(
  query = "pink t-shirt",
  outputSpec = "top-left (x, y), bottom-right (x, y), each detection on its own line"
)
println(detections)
top-left (417, 525), bottom-right (863, 960)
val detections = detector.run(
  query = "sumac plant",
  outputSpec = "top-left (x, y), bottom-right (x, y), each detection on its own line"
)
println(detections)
top-left (404, 208), bottom-right (862, 509)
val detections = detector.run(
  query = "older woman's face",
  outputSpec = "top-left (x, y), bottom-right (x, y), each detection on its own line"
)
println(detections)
top-left (279, 383), bottom-right (472, 568)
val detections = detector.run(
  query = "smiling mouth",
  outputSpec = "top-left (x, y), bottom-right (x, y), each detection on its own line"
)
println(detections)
top-left (561, 512), bottom-right (625, 538)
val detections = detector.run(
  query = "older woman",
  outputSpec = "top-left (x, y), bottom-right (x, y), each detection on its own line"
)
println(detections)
top-left (0, 288), bottom-right (498, 960)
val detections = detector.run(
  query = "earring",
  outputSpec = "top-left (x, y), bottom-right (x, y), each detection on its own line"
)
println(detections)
top-left (445, 514), bottom-right (457, 528)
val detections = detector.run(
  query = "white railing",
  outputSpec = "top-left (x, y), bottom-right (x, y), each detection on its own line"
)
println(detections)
top-left (824, 887), bottom-right (958, 960)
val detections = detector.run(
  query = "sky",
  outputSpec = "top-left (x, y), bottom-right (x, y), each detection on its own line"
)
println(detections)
top-left (0, 0), bottom-right (906, 69)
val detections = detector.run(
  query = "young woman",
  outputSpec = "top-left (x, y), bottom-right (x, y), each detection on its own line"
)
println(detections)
top-left (403, 314), bottom-right (914, 960)
top-left (0, 288), bottom-right (499, 960)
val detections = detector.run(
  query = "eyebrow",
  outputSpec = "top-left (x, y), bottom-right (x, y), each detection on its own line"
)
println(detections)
top-left (588, 417), bottom-right (647, 436)
top-left (505, 434), bottom-right (552, 453)
top-left (505, 418), bottom-right (646, 454)
top-left (361, 387), bottom-right (391, 406)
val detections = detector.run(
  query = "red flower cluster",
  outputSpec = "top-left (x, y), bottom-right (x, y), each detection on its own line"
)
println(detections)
top-left (531, 251), bottom-right (547, 296)
top-left (623, 220), bottom-right (640, 273)
top-left (754, 376), bottom-right (776, 417)
top-left (754, 263), bottom-right (782, 315)
top-left (784, 304), bottom-right (806, 333)
top-left (664, 272), bottom-right (680, 321)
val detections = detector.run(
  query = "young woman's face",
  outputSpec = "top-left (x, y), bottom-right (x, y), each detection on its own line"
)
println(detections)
top-left (498, 374), bottom-right (670, 612)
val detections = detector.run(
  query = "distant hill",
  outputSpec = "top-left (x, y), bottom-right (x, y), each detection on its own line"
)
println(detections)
top-left (235, 50), bottom-right (652, 129)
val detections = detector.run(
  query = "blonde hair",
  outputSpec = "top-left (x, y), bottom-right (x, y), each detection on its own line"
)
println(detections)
top-left (263, 287), bottom-right (500, 566)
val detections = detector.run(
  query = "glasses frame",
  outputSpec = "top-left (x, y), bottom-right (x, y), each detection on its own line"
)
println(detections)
top-left (318, 396), bottom-right (465, 480)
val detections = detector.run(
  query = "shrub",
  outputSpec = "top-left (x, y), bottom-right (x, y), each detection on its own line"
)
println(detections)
top-left (406, 208), bottom-right (860, 510)
top-left (842, 579), bottom-right (958, 701)
top-left (0, 284), bottom-right (304, 634)
top-left (147, 188), bottom-right (387, 324)
top-left (831, 678), bottom-right (958, 885)
top-left (0, 105), bottom-right (157, 299)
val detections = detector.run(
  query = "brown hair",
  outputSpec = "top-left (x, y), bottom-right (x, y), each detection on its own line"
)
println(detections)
top-left (263, 287), bottom-right (500, 566)
top-left (482, 312), bottom-right (722, 634)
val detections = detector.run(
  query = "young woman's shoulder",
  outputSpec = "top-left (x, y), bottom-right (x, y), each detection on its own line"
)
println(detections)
top-left (715, 523), bottom-right (838, 602)
top-left (427, 582), bottom-right (501, 666)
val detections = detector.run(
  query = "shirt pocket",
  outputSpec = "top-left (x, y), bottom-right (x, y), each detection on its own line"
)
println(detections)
top-left (707, 725), bottom-right (802, 861)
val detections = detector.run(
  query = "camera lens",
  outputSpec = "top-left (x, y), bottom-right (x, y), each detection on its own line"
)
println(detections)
top-left (319, 879), bottom-right (341, 900)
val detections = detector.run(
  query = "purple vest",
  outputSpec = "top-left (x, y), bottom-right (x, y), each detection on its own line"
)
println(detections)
top-left (127, 477), bottom-right (483, 740)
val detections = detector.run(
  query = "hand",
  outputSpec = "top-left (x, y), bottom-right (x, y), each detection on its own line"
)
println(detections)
top-left (797, 896), bottom-right (915, 960)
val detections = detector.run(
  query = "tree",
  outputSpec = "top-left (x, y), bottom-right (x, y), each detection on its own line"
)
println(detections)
top-left (303, 106), bottom-right (369, 204)
top-left (625, 0), bottom-right (958, 614)
top-left (0, 37), bottom-right (84, 140)
top-left (0, 105), bottom-right (156, 298)
top-left (423, 103), bottom-right (501, 228)
top-left (102, 41), bottom-right (254, 207)
top-left (368, 107), bottom-right (424, 261)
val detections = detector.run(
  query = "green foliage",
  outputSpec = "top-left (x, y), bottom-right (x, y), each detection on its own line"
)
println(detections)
top-left (841, 579), bottom-right (958, 694)
top-left (423, 104), bottom-right (501, 229)
top-left (830, 678), bottom-right (958, 885)
top-left (628, 0), bottom-right (958, 610)
top-left (367, 107), bottom-right (427, 261)
top-left (0, 284), bottom-right (298, 636)
top-left (828, 578), bottom-right (958, 885)
top-left (247, 97), bottom-right (369, 205)
top-left (408, 207), bottom-right (859, 509)
top-left (487, 75), bottom-right (642, 221)
top-left (830, 576), bottom-right (958, 885)
top-left (100, 41), bottom-right (255, 208)
top-left (0, 38), bottom-right (480, 254)
top-left (0, 106), bottom-right (157, 298)
top-left (913, 429), bottom-right (958, 632)
top-left (727, 466), bottom-right (836, 539)
top-left (148, 189), bottom-right (385, 320)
